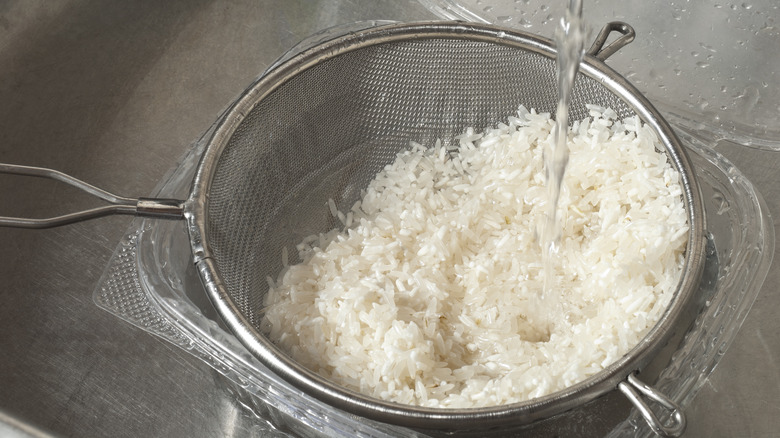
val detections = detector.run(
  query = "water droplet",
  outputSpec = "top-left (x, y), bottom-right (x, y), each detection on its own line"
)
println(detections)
top-left (721, 85), bottom-right (728, 93)
top-left (497, 15), bottom-right (514, 23)
top-left (700, 42), bottom-right (717, 53)
top-left (742, 2), bottom-right (753, 9)
top-left (674, 69), bottom-right (682, 76)
top-left (483, 5), bottom-right (493, 12)
top-left (691, 51), bottom-right (700, 57)
top-left (518, 18), bottom-right (532, 27)
top-left (540, 4), bottom-right (549, 11)
top-left (696, 61), bottom-right (711, 68)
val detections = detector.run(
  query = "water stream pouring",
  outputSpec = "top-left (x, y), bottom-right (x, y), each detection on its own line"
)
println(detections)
top-left (539, 0), bottom-right (587, 334)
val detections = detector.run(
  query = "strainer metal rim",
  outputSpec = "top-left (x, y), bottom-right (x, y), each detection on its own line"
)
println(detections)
top-left (185, 21), bottom-right (707, 430)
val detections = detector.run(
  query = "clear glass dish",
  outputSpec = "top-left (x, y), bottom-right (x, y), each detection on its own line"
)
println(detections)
top-left (93, 112), bottom-right (773, 437)
top-left (91, 17), bottom-right (774, 437)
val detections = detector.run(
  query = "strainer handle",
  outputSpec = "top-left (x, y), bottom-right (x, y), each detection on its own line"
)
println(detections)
top-left (586, 22), bottom-right (636, 61)
top-left (618, 372), bottom-right (686, 437)
top-left (0, 163), bottom-right (184, 229)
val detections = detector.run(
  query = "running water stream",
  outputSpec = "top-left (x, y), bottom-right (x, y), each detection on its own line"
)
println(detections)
top-left (539, 0), bottom-right (586, 330)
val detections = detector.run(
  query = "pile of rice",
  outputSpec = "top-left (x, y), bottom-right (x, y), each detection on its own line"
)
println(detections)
top-left (260, 105), bottom-right (688, 408)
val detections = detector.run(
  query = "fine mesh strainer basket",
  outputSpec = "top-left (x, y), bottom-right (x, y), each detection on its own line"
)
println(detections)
top-left (1, 21), bottom-right (706, 437)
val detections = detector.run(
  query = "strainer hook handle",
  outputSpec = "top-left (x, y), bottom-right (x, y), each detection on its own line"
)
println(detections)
top-left (618, 372), bottom-right (686, 437)
top-left (0, 163), bottom-right (185, 229)
top-left (586, 21), bottom-right (635, 61)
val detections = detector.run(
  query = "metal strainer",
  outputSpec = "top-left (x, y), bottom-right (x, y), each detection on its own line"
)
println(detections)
top-left (1, 21), bottom-right (706, 437)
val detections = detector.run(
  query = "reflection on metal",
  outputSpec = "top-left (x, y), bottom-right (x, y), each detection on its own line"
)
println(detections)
top-left (0, 163), bottom-right (184, 228)
top-left (618, 373), bottom-right (686, 438)
top-left (586, 21), bottom-right (635, 60)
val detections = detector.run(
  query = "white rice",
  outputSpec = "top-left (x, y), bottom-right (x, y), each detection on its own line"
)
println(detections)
top-left (260, 105), bottom-right (688, 408)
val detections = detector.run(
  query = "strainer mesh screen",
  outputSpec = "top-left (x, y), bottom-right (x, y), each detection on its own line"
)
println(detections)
top-left (205, 37), bottom-right (634, 329)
